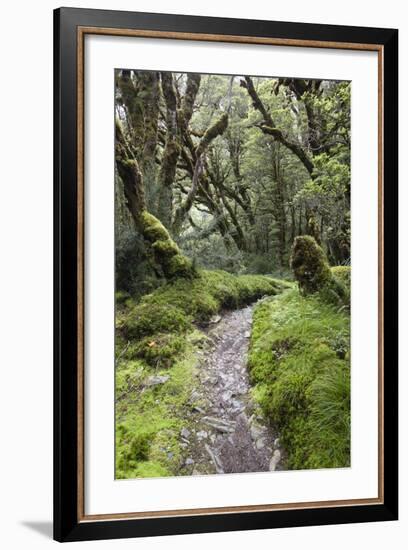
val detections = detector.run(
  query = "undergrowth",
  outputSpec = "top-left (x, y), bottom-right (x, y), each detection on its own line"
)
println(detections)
top-left (115, 269), bottom-right (287, 479)
top-left (248, 281), bottom-right (350, 470)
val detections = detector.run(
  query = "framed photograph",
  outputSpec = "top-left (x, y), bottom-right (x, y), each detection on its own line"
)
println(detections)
top-left (54, 7), bottom-right (398, 542)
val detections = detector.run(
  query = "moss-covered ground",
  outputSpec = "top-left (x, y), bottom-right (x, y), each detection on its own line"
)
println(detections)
top-left (116, 266), bottom-right (350, 477)
top-left (115, 269), bottom-right (287, 479)
top-left (248, 269), bottom-right (350, 470)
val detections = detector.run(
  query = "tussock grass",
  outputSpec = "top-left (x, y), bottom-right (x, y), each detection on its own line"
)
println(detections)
top-left (248, 287), bottom-right (350, 469)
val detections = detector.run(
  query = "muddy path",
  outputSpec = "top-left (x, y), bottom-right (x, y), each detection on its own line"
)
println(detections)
top-left (180, 301), bottom-right (283, 476)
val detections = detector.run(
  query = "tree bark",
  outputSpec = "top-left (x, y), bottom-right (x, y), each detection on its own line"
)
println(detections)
top-left (172, 112), bottom-right (229, 233)
top-left (115, 119), bottom-right (195, 279)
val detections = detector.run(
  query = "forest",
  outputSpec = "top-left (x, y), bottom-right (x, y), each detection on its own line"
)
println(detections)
top-left (114, 69), bottom-right (351, 479)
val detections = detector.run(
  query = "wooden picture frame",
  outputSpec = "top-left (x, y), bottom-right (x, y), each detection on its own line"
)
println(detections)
top-left (54, 7), bottom-right (398, 542)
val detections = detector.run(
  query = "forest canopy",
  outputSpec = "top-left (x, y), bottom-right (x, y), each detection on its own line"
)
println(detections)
top-left (115, 69), bottom-right (350, 296)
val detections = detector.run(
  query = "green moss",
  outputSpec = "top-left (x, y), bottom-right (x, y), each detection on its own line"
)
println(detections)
top-left (116, 360), bottom-right (146, 400)
top-left (331, 266), bottom-right (351, 289)
top-left (290, 235), bottom-right (331, 294)
top-left (115, 337), bottom-right (198, 479)
top-left (152, 239), bottom-right (179, 258)
top-left (140, 210), bottom-right (196, 280)
top-left (290, 237), bottom-right (349, 307)
top-left (248, 288), bottom-right (350, 470)
top-left (141, 270), bottom-right (286, 324)
top-left (130, 462), bottom-right (170, 478)
top-left (115, 290), bottom-right (131, 307)
top-left (115, 269), bottom-right (289, 479)
top-left (128, 333), bottom-right (186, 368)
top-left (165, 254), bottom-right (195, 279)
top-left (122, 302), bottom-right (191, 339)
top-left (140, 211), bottom-right (171, 243)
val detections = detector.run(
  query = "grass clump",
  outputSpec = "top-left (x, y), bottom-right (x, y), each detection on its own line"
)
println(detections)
top-left (248, 288), bottom-right (350, 470)
top-left (331, 266), bottom-right (351, 289)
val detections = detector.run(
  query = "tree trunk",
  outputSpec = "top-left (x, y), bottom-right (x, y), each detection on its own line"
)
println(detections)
top-left (115, 119), bottom-right (195, 279)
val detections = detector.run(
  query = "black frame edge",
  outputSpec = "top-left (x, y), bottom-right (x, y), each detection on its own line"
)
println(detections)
top-left (53, 7), bottom-right (398, 542)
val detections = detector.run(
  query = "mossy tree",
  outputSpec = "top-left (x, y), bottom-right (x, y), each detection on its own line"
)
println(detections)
top-left (115, 119), bottom-right (195, 279)
top-left (290, 236), bottom-right (347, 306)
top-left (290, 235), bottom-right (331, 294)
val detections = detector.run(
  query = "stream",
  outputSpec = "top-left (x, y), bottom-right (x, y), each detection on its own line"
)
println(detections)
top-left (180, 301), bottom-right (283, 475)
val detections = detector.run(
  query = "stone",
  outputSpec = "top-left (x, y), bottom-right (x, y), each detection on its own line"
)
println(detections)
top-left (145, 375), bottom-right (170, 387)
top-left (202, 416), bottom-right (235, 433)
top-left (250, 424), bottom-right (265, 440)
top-left (269, 449), bottom-right (281, 471)
top-left (196, 430), bottom-right (208, 440)
top-left (209, 314), bottom-right (222, 324)
top-left (256, 438), bottom-right (266, 450)
top-left (244, 331), bottom-right (251, 338)
top-left (274, 437), bottom-right (280, 447)
top-left (185, 457), bottom-right (194, 466)
top-left (180, 427), bottom-right (191, 439)
top-left (205, 444), bottom-right (224, 474)
top-left (221, 390), bottom-right (232, 402)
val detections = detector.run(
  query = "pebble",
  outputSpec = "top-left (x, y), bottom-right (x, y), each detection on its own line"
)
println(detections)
top-left (256, 438), bottom-right (266, 450)
top-left (185, 458), bottom-right (194, 466)
top-left (180, 428), bottom-right (191, 439)
top-left (196, 430), bottom-right (208, 440)
top-left (269, 449), bottom-right (281, 471)
top-left (209, 314), bottom-right (222, 324)
top-left (250, 424), bottom-right (265, 440)
top-left (221, 390), bottom-right (232, 402)
top-left (145, 375), bottom-right (169, 387)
